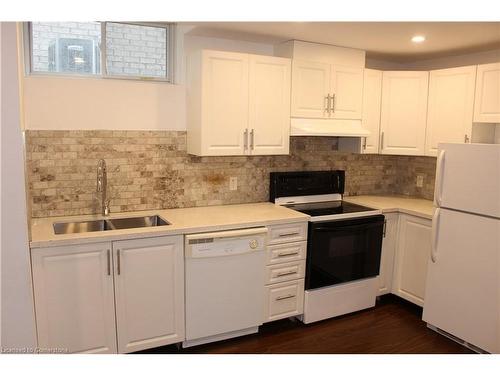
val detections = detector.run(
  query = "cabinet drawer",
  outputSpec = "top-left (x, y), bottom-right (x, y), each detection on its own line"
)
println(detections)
top-left (265, 260), bottom-right (305, 285)
top-left (264, 279), bottom-right (305, 322)
top-left (267, 222), bottom-right (308, 245)
top-left (266, 241), bottom-right (307, 265)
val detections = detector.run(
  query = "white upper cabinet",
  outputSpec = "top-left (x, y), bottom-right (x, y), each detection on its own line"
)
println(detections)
top-left (278, 40), bottom-right (365, 121)
top-left (188, 50), bottom-right (249, 156)
top-left (249, 55), bottom-right (291, 155)
top-left (361, 69), bottom-right (383, 154)
top-left (331, 65), bottom-right (364, 119)
top-left (113, 236), bottom-right (184, 353)
top-left (473, 62), bottom-right (500, 123)
top-left (380, 71), bottom-right (429, 156)
top-left (291, 60), bottom-right (331, 118)
top-left (425, 66), bottom-right (476, 156)
top-left (32, 242), bottom-right (117, 354)
top-left (187, 49), bottom-right (291, 156)
top-left (290, 62), bottom-right (363, 120)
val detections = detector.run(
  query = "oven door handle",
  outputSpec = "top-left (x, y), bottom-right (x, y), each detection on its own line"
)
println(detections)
top-left (313, 222), bottom-right (383, 232)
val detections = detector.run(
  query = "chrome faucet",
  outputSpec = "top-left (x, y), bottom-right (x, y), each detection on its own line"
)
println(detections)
top-left (96, 159), bottom-right (110, 216)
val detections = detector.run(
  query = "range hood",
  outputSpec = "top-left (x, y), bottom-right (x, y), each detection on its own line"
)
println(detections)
top-left (290, 118), bottom-right (370, 137)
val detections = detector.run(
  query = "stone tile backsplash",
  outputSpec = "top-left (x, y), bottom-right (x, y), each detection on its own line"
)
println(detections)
top-left (25, 130), bottom-right (436, 218)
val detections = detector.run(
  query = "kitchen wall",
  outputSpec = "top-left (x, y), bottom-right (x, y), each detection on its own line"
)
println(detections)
top-left (26, 130), bottom-right (436, 218)
top-left (21, 26), bottom-right (274, 131)
top-left (1, 22), bottom-right (37, 350)
top-left (366, 48), bottom-right (500, 71)
top-left (20, 24), bottom-right (440, 219)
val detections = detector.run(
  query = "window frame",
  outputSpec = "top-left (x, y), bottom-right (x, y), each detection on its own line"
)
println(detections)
top-left (24, 21), bottom-right (175, 83)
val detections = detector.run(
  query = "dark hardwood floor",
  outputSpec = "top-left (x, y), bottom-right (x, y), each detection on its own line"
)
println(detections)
top-left (135, 295), bottom-right (473, 354)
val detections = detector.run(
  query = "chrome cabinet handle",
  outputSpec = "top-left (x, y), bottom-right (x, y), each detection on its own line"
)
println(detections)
top-left (276, 270), bottom-right (297, 277)
top-left (325, 94), bottom-right (331, 115)
top-left (331, 93), bottom-right (336, 113)
top-left (250, 129), bottom-right (255, 150)
top-left (117, 249), bottom-right (121, 275)
top-left (383, 219), bottom-right (387, 238)
top-left (278, 232), bottom-right (299, 237)
top-left (276, 294), bottom-right (296, 301)
top-left (107, 249), bottom-right (111, 276)
top-left (244, 129), bottom-right (248, 150)
top-left (277, 251), bottom-right (299, 257)
top-left (363, 137), bottom-right (367, 150)
top-left (380, 131), bottom-right (385, 150)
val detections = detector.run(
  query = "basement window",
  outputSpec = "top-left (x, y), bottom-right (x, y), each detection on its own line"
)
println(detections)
top-left (26, 22), bottom-right (174, 82)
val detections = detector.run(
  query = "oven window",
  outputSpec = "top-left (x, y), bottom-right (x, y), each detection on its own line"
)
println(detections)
top-left (305, 216), bottom-right (384, 290)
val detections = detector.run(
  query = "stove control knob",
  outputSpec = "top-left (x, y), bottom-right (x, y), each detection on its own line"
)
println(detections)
top-left (249, 239), bottom-right (258, 249)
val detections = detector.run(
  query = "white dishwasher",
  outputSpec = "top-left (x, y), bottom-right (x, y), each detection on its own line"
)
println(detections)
top-left (183, 227), bottom-right (267, 348)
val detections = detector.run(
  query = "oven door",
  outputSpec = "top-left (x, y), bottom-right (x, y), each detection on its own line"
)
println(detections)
top-left (305, 215), bottom-right (384, 290)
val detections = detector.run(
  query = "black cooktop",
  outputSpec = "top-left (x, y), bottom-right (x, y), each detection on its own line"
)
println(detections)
top-left (284, 200), bottom-right (376, 217)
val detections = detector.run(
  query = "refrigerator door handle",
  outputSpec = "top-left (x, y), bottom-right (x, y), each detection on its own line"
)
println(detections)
top-left (431, 207), bottom-right (440, 263)
top-left (434, 150), bottom-right (446, 207)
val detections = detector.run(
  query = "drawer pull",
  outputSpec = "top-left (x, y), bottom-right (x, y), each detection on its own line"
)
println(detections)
top-left (276, 294), bottom-right (296, 301)
top-left (277, 251), bottom-right (299, 257)
top-left (276, 270), bottom-right (297, 277)
top-left (278, 232), bottom-right (299, 237)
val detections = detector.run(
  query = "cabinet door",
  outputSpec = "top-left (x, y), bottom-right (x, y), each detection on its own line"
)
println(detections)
top-left (380, 71), bottom-right (429, 155)
top-left (378, 213), bottom-right (398, 296)
top-left (113, 235), bottom-right (184, 353)
top-left (331, 65), bottom-right (364, 120)
top-left (31, 242), bottom-right (117, 354)
top-left (393, 214), bottom-right (432, 306)
top-left (473, 62), bottom-right (500, 123)
top-left (249, 55), bottom-right (291, 155)
top-left (291, 60), bottom-right (331, 118)
top-left (362, 69), bottom-right (383, 154)
top-left (425, 66), bottom-right (476, 156)
top-left (201, 50), bottom-right (249, 155)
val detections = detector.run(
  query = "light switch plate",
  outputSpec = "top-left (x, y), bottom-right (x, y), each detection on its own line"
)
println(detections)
top-left (229, 176), bottom-right (238, 191)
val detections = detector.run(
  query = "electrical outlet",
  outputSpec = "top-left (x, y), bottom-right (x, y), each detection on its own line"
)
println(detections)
top-left (229, 176), bottom-right (238, 191)
top-left (416, 175), bottom-right (424, 188)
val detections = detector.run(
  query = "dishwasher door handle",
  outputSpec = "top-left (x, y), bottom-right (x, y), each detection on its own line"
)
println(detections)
top-left (185, 227), bottom-right (268, 242)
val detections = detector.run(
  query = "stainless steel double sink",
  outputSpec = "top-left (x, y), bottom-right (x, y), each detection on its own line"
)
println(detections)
top-left (53, 215), bottom-right (170, 235)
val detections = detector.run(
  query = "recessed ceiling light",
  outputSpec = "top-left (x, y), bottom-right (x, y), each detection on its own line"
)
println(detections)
top-left (411, 35), bottom-right (426, 43)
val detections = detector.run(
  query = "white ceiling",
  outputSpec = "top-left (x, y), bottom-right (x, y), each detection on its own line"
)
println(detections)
top-left (184, 22), bottom-right (500, 62)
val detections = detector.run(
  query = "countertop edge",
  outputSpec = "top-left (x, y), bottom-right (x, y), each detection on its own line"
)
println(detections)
top-left (343, 196), bottom-right (434, 220)
top-left (30, 216), bottom-right (309, 249)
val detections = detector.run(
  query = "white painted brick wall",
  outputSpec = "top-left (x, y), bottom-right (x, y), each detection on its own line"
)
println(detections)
top-left (31, 22), bottom-right (167, 78)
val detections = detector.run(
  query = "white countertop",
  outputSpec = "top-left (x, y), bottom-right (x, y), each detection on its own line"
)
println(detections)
top-left (30, 196), bottom-right (434, 249)
top-left (30, 202), bottom-right (310, 249)
top-left (344, 195), bottom-right (434, 219)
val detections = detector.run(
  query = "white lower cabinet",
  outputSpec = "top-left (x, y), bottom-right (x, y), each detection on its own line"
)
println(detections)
top-left (263, 224), bottom-right (307, 323)
top-left (392, 214), bottom-right (432, 307)
top-left (31, 242), bottom-right (117, 354)
top-left (113, 236), bottom-right (184, 353)
top-left (31, 235), bottom-right (184, 354)
top-left (265, 279), bottom-right (305, 322)
top-left (377, 213), bottom-right (398, 296)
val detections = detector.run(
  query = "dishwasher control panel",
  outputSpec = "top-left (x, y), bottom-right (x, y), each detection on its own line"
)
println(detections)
top-left (185, 227), bottom-right (267, 259)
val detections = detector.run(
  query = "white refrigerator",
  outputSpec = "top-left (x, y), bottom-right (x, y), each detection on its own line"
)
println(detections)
top-left (423, 143), bottom-right (500, 353)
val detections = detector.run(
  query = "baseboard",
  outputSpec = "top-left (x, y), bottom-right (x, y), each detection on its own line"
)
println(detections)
top-left (182, 327), bottom-right (259, 348)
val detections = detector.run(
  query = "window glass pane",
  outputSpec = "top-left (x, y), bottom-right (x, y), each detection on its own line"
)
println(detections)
top-left (31, 22), bottom-right (101, 74)
top-left (105, 23), bottom-right (167, 79)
